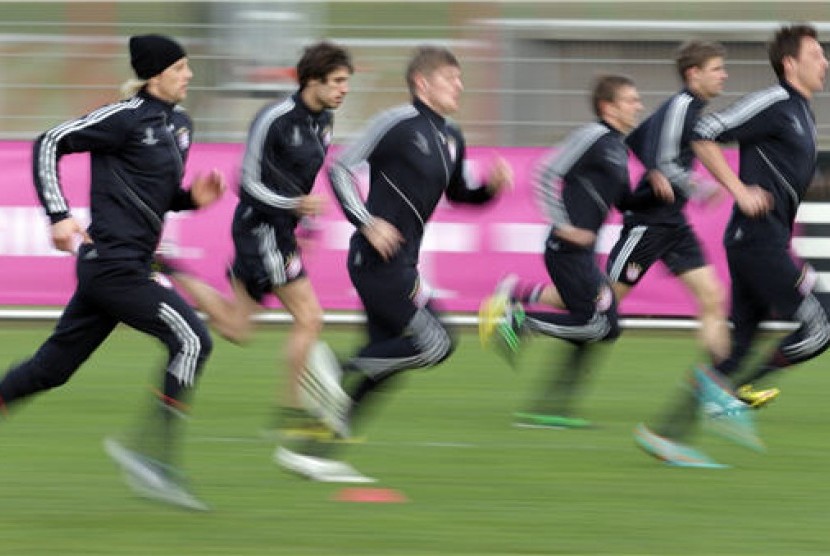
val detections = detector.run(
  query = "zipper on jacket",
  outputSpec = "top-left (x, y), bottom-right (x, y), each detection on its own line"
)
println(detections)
top-left (161, 112), bottom-right (184, 178)
top-left (113, 169), bottom-right (163, 234)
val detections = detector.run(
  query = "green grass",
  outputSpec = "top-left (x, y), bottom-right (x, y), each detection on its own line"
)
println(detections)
top-left (0, 322), bottom-right (828, 555)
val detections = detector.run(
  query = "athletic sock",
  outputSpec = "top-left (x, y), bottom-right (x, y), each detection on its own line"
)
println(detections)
top-left (515, 282), bottom-right (545, 305)
top-left (531, 342), bottom-right (592, 417)
top-left (130, 387), bottom-right (190, 467)
top-left (339, 366), bottom-right (405, 440)
top-left (731, 349), bottom-right (789, 388)
top-left (653, 377), bottom-right (698, 442)
top-left (273, 406), bottom-right (318, 430)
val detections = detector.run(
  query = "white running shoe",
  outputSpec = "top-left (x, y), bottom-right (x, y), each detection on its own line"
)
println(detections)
top-left (103, 437), bottom-right (209, 511)
top-left (274, 446), bottom-right (376, 484)
top-left (300, 341), bottom-right (352, 439)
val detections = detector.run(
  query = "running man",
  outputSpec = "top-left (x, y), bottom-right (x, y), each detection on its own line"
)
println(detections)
top-left (158, 42), bottom-right (355, 441)
top-left (636, 24), bottom-right (829, 466)
top-left (480, 74), bottom-right (643, 429)
top-left (275, 45), bottom-right (512, 482)
top-left (607, 41), bottom-right (733, 366)
top-left (0, 34), bottom-right (225, 509)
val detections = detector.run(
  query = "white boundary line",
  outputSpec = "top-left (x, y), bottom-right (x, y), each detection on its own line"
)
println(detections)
top-left (190, 435), bottom-right (615, 452)
top-left (0, 308), bottom-right (797, 331)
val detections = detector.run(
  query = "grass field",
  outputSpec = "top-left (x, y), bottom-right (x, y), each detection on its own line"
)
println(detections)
top-left (0, 321), bottom-right (828, 555)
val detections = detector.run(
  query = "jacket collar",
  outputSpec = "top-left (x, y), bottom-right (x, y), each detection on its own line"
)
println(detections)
top-left (780, 79), bottom-right (811, 105)
top-left (137, 88), bottom-right (177, 113)
top-left (599, 118), bottom-right (625, 138)
top-left (413, 97), bottom-right (447, 128)
top-left (292, 90), bottom-right (327, 120)
top-left (681, 86), bottom-right (708, 105)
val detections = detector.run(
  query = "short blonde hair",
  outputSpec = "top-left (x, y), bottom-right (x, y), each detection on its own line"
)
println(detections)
top-left (405, 46), bottom-right (459, 96)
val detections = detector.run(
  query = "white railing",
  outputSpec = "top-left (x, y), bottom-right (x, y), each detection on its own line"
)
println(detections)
top-left (1, 17), bottom-right (830, 146)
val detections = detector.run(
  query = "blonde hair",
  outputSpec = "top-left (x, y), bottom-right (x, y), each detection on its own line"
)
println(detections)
top-left (120, 78), bottom-right (146, 99)
top-left (405, 46), bottom-right (459, 96)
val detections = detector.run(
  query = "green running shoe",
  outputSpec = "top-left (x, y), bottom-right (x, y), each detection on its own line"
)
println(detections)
top-left (513, 412), bottom-right (592, 429)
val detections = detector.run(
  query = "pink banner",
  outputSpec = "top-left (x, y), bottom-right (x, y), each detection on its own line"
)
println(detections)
top-left (0, 141), bottom-right (735, 315)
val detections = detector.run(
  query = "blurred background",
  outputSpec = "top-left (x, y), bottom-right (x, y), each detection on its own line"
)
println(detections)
top-left (1, 0), bottom-right (829, 150)
top-left (2, 8), bottom-right (830, 552)
top-left (1, 1), bottom-right (829, 310)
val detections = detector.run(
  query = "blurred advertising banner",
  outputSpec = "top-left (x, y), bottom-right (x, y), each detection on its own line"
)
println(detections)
top-left (2, 140), bottom-right (823, 316)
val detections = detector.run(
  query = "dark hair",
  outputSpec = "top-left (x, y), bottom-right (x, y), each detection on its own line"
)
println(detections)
top-left (405, 45), bottom-right (460, 95)
top-left (675, 40), bottom-right (727, 81)
top-left (296, 41), bottom-right (353, 89)
top-left (591, 74), bottom-right (636, 117)
top-left (768, 24), bottom-right (818, 80)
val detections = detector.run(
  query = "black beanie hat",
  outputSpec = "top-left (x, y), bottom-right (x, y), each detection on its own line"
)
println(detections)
top-left (129, 34), bottom-right (187, 79)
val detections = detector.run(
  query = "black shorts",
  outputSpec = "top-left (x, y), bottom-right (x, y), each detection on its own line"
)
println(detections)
top-left (606, 223), bottom-right (705, 286)
top-left (546, 248), bottom-right (614, 316)
top-left (230, 207), bottom-right (306, 303)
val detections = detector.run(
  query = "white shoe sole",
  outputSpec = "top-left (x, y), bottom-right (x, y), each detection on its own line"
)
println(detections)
top-left (103, 438), bottom-right (209, 511)
top-left (274, 447), bottom-right (376, 484)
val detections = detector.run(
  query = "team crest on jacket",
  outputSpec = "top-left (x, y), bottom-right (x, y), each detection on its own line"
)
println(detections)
top-left (625, 262), bottom-right (642, 282)
top-left (447, 136), bottom-right (457, 162)
top-left (322, 125), bottom-right (333, 146)
top-left (290, 125), bottom-right (303, 147)
top-left (176, 128), bottom-right (190, 151)
top-left (141, 127), bottom-right (159, 146)
top-left (790, 114), bottom-right (804, 136)
top-left (605, 150), bottom-right (627, 168)
top-left (413, 131), bottom-right (430, 155)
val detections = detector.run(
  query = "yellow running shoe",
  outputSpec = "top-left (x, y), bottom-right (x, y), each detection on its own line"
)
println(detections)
top-left (478, 294), bottom-right (509, 348)
top-left (736, 384), bottom-right (780, 409)
top-left (479, 275), bottom-right (522, 347)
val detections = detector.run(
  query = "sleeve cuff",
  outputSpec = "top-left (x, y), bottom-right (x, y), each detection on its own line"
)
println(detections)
top-left (48, 211), bottom-right (70, 224)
